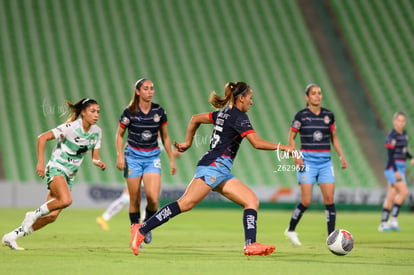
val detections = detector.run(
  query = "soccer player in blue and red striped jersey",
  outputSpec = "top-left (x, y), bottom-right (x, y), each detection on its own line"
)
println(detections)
top-left (116, 79), bottom-right (177, 248)
top-left (285, 84), bottom-right (348, 246)
top-left (129, 81), bottom-right (292, 256)
top-left (378, 111), bottom-right (414, 232)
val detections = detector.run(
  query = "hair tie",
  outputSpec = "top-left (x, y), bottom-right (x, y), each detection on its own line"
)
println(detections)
top-left (135, 78), bottom-right (147, 90)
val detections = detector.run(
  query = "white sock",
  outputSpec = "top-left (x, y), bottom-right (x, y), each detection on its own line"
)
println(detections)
top-left (34, 199), bottom-right (54, 218)
top-left (102, 193), bottom-right (129, 221)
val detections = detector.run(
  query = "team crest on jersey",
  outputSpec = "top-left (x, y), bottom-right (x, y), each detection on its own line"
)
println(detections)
top-left (153, 114), bottom-right (160, 122)
top-left (89, 136), bottom-right (96, 145)
top-left (210, 176), bottom-right (216, 183)
top-left (391, 139), bottom-right (396, 146)
top-left (323, 115), bottom-right (330, 124)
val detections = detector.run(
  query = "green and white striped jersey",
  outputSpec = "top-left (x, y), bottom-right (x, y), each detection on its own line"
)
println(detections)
top-left (46, 118), bottom-right (102, 179)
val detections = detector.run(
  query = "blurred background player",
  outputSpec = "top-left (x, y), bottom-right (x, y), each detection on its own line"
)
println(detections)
top-left (129, 81), bottom-right (292, 256)
top-left (2, 98), bottom-right (106, 250)
top-left (96, 142), bottom-right (181, 230)
top-left (115, 79), bottom-right (176, 246)
top-left (285, 84), bottom-right (348, 246)
top-left (378, 111), bottom-right (414, 232)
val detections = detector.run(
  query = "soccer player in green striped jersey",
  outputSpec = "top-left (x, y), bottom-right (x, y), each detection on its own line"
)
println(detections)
top-left (2, 98), bottom-right (106, 250)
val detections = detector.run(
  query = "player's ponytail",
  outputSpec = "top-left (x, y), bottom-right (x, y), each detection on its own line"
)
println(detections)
top-left (209, 82), bottom-right (249, 108)
top-left (64, 98), bottom-right (98, 123)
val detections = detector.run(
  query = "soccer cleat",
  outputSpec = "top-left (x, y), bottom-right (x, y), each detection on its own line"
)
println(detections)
top-left (284, 229), bottom-right (302, 246)
top-left (21, 211), bottom-right (37, 233)
top-left (144, 231), bottom-right (152, 244)
top-left (96, 216), bottom-right (109, 231)
top-left (2, 232), bottom-right (24, 251)
top-left (130, 224), bottom-right (145, 255)
top-left (388, 220), bottom-right (400, 231)
top-left (378, 222), bottom-right (392, 232)
top-left (244, 242), bottom-right (276, 256)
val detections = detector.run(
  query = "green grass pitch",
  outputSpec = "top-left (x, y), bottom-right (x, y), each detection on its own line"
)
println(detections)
top-left (1, 207), bottom-right (414, 274)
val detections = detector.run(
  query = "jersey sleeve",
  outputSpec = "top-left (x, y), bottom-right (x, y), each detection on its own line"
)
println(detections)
top-left (290, 112), bottom-right (302, 132)
top-left (330, 112), bottom-right (336, 131)
top-left (385, 131), bottom-right (397, 170)
top-left (210, 111), bottom-right (218, 123)
top-left (160, 108), bottom-right (168, 126)
top-left (51, 121), bottom-right (75, 139)
top-left (94, 127), bottom-right (102, 150)
top-left (119, 108), bottom-right (131, 129)
top-left (235, 113), bottom-right (255, 137)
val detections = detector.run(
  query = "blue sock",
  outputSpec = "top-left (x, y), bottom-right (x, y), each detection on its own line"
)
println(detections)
top-left (288, 203), bottom-right (307, 231)
top-left (325, 204), bottom-right (336, 235)
top-left (140, 201), bottom-right (181, 234)
top-left (243, 209), bottom-right (257, 246)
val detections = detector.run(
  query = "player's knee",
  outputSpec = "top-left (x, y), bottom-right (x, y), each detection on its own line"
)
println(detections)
top-left (146, 197), bottom-right (159, 208)
top-left (59, 197), bottom-right (72, 208)
top-left (177, 200), bottom-right (196, 212)
top-left (301, 199), bottom-right (312, 207)
top-left (245, 197), bottom-right (259, 210)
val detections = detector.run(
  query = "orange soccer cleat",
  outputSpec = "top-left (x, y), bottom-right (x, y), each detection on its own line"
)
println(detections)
top-left (243, 242), bottom-right (276, 256)
top-left (130, 224), bottom-right (145, 255)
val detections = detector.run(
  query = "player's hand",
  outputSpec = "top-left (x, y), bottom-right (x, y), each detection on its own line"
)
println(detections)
top-left (170, 160), bottom-right (177, 175)
top-left (35, 162), bottom-right (45, 178)
top-left (294, 157), bottom-right (304, 167)
top-left (410, 158), bottom-right (414, 166)
top-left (340, 156), bottom-right (348, 169)
top-left (116, 157), bottom-right (125, 171)
top-left (174, 141), bottom-right (191, 152)
top-left (93, 159), bottom-right (106, 171)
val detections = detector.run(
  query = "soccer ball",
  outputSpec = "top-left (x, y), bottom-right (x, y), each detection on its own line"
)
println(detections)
top-left (326, 229), bottom-right (354, 256)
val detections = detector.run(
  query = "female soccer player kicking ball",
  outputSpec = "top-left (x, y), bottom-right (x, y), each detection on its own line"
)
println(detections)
top-left (2, 98), bottom-right (106, 250)
top-left (129, 81), bottom-right (292, 256)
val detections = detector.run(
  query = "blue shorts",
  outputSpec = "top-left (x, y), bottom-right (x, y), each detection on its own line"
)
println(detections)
top-left (124, 146), bottom-right (161, 178)
top-left (297, 159), bottom-right (335, 184)
top-left (194, 157), bottom-right (235, 188)
top-left (384, 161), bottom-right (406, 184)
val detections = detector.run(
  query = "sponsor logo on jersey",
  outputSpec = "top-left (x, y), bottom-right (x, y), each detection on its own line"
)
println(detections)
top-left (142, 130), bottom-right (152, 141)
top-left (313, 130), bottom-right (323, 142)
